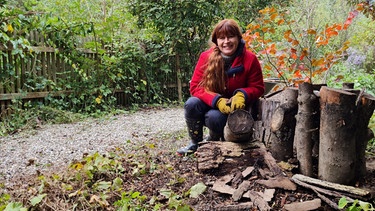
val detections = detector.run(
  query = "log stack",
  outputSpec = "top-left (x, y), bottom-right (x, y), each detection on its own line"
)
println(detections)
top-left (254, 83), bottom-right (375, 185)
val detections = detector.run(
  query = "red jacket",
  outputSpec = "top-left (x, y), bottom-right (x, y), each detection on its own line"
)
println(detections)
top-left (190, 42), bottom-right (265, 108)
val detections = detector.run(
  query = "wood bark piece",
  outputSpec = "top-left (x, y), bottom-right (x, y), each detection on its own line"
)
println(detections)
top-left (319, 87), bottom-right (357, 184)
top-left (224, 109), bottom-right (254, 142)
top-left (232, 180), bottom-right (251, 201)
top-left (283, 199), bottom-right (321, 211)
top-left (242, 166), bottom-right (255, 178)
top-left (255, 146), bottom-right (284, 176)
top-left (256, 175), bottom-right (297, 191)
top-left (244, 190), bottom-right (271, 211)
top-left (196, 141), bottom-right (258, 172)
top-left (292, 174), bottom-right (372, 198)
top-left (215, 202), bottom-right (254, 211)
top-left (294, 82), bottom-right (319, 177)
top-left (212, 175), bottom-right (236, 195)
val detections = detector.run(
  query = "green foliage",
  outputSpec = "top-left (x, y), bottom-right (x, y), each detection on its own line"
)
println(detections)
top-left (338, 197), bottom-right (375, 211)
top-left (221, 0), bottom-right (290, 30)
top-left (0, 101), bottom-right (83, 135)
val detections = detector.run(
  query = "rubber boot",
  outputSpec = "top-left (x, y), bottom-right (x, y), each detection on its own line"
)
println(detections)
top-left (205, 129), bottom-right (222, 141)
top-left (176, 118), bottom-right (204, 156)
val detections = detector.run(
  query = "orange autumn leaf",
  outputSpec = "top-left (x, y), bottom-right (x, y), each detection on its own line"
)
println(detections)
top-left (307, 29), bottom-right (316, 35)
top-left (264, 64), bottom-right (272, 70)
top-left (312, 58), bottom-right (325, 66)
top-left (284, 30), bottom-right (292, 39)
top-left (277, 19), bottom-right (285, 25)
top-left (270, 13), bottom-right (278, 20)
top-left (293, 70), bottom-right (303, 78)
top-left (292, 39), bottom-right (299, 46)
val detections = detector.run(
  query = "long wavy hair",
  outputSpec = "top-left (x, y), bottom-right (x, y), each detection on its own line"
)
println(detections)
top-left (199, 19), bottom-right (243, 94)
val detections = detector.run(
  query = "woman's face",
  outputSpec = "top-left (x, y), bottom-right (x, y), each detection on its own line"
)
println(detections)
top-left (217, 35), bottom-right (239, 56)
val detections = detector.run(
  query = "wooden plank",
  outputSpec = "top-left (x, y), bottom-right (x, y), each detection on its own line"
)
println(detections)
top-left (41, 51), bottom-right (47, 91)
top-left (21, 56), bottom-right (26, 90)
top-left (0, 91), bottom-right (73, 101)
top-left (15, 54), bottom-right (21, 91)
top-left (51, 51), bottom-right (56, 82)
top-left (8, 51), bottom-right (15, 93)
top-left (0, 54), bottom-right (4, 94)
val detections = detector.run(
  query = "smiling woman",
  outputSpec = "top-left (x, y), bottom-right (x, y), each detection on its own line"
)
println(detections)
top-left (176, 19), bottom-right (265, 156)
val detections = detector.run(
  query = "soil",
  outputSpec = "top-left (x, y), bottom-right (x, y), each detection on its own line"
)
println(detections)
top-left (1, 107), bottom-right (375, 210)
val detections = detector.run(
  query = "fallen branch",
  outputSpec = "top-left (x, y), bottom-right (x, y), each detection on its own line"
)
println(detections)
top-left (291, 176), bottom-right (355, 202)
top-left (292, 174), bottom-right (372, 198)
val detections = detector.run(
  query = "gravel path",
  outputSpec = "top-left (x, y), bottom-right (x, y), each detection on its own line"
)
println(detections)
top-left (0, 107), bottom-right (186, 185)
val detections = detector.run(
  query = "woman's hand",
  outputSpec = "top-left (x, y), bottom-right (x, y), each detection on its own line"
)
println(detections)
top-left (230, 92), bottom-right (245, 111)
top-left (216, 98), bottom-right (231, 114)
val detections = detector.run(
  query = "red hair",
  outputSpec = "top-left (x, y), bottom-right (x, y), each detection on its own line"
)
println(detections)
top-left (199, 19), bottom-right (242, 94)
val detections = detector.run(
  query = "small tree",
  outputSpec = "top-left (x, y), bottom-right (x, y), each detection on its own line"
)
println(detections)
top-left (243, 6), bottom-right (360, 86)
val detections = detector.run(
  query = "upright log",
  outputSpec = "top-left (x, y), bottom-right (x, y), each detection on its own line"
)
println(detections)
top-left (354, 93), bottom-right (375, 179)
top-left (294, 82), bottom-right (319, 177)
top-left (318, 87), bottom-right (357, 185)
top-left (268, 88), bottom-right (298, 161)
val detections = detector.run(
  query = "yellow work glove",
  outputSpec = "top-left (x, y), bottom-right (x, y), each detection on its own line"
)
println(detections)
top-left (216, 98), bottom-right (231, 114)
top-left (230, 91), bottom-right (245, 112)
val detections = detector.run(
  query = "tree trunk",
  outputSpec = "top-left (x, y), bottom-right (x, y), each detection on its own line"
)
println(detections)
top-left (318, 87), bottom-right (357, 185)
top-left (294, 82), bottom-right (319, 177)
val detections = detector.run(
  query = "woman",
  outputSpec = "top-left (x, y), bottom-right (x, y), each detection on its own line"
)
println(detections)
top-left (177, 19), bottom-right (265, 156)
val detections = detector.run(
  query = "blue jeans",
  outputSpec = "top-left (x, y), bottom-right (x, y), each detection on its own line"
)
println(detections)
top-left (184, 97), bottom-right (228, 135)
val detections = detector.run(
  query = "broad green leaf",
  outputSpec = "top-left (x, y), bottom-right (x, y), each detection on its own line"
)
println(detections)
top-left (94, 181), bottom-right (111, 191)
top-left (4, 202), bottom-right (27, 211)
top-left (30, 194), bottom-right (47, 206)
top-left (189, 182), bottom-right (207, 198)
top-left (338, 197), bottom-right (348, 209)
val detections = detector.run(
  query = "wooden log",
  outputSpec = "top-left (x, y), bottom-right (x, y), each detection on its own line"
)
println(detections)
top-left (294, 82), bottom-right (319, 177)
top-left (319, 87), bottom-right (357, 185)
top-left (268, 88), bottom-right (298, 161)
top-left (354, 93), bottom-right (375, 179)
top-left (224, 109), bottom-right (254, 142)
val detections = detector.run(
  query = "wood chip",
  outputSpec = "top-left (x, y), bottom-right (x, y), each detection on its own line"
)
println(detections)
top-left (284, 199), bottom-right (321, 211)
top-left (257, 175), bottom-right (297, 191)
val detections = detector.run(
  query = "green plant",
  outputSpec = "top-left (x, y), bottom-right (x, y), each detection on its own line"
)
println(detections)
top-left (338, 197), bottom-right (375, 211)
top-left (243, 5), bottom-right (358, 85)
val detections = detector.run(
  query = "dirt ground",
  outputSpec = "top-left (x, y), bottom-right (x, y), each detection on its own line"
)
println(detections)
top-left (3, 143), bottom-right (375, 210)
top-left (1, 107), bottom-right (375, 210)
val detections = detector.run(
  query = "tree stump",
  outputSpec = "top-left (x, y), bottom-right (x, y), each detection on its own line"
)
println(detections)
top-left (318, 87), bottom-right (357, 185)
top-left (294, 82), bottom-right (319, 177)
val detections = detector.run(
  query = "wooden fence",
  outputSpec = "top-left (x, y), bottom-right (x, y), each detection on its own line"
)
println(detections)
top-left (0, 32), bottom-right (186, 116)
